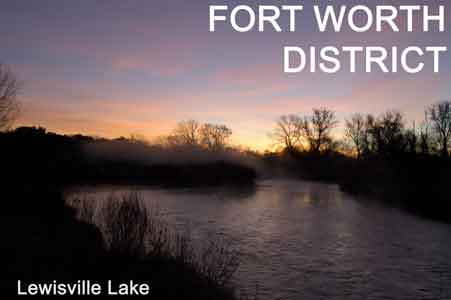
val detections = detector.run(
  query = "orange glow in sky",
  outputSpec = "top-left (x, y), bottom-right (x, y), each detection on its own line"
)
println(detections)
top-left (3, 1), bottom-right (450, 151)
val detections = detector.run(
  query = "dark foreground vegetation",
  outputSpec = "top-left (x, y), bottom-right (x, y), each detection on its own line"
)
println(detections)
top-left (0, 127), bottom-right (249, 298)
top-left (1, 181), bottom-right (242, 299)
top-left (0, 124), bottom-right (253, 298)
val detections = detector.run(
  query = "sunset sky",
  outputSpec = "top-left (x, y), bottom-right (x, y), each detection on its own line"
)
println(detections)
top-left (1, 0), bottom-right (450, 150)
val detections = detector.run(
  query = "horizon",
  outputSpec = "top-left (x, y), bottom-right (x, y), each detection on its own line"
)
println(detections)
top-left (1, 0), bottom-right (450, 151)
top-left (2, 2), bottom-right (451, 297)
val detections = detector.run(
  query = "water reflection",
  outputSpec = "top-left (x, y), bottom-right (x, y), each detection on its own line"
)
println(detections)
top-left (68, 180), bottom-right (451, 300)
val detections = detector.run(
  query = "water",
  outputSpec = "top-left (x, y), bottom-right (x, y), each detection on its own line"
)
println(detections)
top-left (68, 180), bottom-right (451, 300)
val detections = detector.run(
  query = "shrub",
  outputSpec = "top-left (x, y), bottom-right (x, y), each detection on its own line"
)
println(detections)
top-left (68, 192), bottom-right (241, 287)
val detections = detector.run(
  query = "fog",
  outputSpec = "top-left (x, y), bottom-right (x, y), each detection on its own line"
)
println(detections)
top-left (82, 139), bottom-right (264, 172)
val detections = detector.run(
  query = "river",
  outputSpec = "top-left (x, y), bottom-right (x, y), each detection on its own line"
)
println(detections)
top-left (68, 179), bottom-right (451, 300)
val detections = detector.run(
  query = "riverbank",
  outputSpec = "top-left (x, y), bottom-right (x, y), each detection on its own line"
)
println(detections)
top-left (63, 179), bottom-right (451, 300)
top-left (338, 154), bottom-right (451, 223)
top-left (262, 151), bottom-right (451, 223)
top-left (0, 126), bottom-right (256, 298)
top-left (1, 184), bottom-right (241, 299)
top-left (0, 127), bottom-right (257, 188)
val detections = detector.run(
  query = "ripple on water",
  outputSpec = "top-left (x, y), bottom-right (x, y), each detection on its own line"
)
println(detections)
top-left (68, 180), bottom-right (451, 300)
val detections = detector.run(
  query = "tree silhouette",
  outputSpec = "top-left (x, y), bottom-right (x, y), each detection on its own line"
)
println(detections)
top-left (302, 108), bottom-right (338, 153)
top-left (0, 63), bottom-right (21, 130)
top-left (345, 113), bottom-right (368, 159)
top-left (418, 114), bottom-right (432, 155)
top-left (271, 115), bottom-right (303, 153)
top-left (427, 101), bottom-right (451, 157)
top-left (404, 123), bottom-right (418, 154)
top-left (172, 119), bottom-right (200, 146)
top-left (199, 123), bottom-right (232, 151)
top-left (367, 111), bottom-right (406, 156)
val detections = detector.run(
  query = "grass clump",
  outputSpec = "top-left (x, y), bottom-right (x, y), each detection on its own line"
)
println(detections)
top-left (68, 191), bottom-right (241, 296)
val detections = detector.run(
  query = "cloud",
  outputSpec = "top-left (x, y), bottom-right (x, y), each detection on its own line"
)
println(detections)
top-left (110, 54), bottom-right (195, 77)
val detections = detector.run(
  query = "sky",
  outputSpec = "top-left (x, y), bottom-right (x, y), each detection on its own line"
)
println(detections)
top-left (1, 0), bottom-right (450, 150)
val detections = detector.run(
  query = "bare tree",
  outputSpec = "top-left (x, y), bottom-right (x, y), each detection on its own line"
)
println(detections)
top-left (404, 122), bottom-right (418, 154)
top-left (367, 111), bottom-right (406, 155)
top-left (199, 123), bottom-right (232, 151)
top-left (0, 63), bottom-right (21, 130)
top-left (427, 101), bottom-right (451, 157)
top-left (419, 113), bottom-right (432, 155)
top-left (172, 119), bottom-right (200, 146)
top-left (345, 113), bottom-right (367, 158)
top-left (302, 108), bottom-right (338, 153)
top-left (271, 115), bottom-right (303, 153)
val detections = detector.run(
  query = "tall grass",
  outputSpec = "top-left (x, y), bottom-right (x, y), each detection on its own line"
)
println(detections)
top-left (67, 191), bottom-right (240, 287)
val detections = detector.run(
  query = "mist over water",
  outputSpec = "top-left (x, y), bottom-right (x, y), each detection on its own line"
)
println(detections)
top-left (69, 180), bottom-right (451, 300)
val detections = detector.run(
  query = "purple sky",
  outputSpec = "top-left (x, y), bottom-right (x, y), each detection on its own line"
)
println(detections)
top-left (1, 0), bottom-right (450, 150)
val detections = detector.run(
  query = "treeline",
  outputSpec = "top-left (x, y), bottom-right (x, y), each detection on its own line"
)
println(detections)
top-left (164, 120), bottom-right (233, 151)
top-left (270, 102), bottom-right (451, 158)
top-left (0, 125), bottom-right (257, 188)
top-left (268, 102), bottom-right (451, 222)
top-left (2, 61), bottom-right (451, 220)
top-left (0, 63), bottom-right (247, 188)
top-left (0, 124), bottom-right (253, 297)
